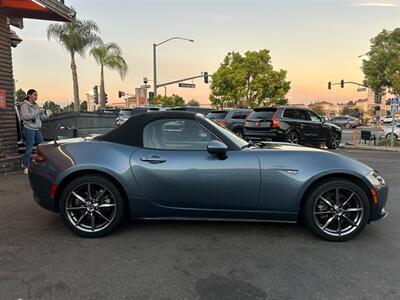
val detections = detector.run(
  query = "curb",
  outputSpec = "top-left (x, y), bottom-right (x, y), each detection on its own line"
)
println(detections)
top-left (340, 144), bottom-right (400, 152)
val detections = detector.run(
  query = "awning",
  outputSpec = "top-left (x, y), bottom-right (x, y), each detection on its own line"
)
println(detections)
top-left (0, 0), bottom-right (75, 22)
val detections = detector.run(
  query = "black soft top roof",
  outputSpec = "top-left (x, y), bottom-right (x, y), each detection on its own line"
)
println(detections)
top-left (98, 111), bottom-right (197, 147)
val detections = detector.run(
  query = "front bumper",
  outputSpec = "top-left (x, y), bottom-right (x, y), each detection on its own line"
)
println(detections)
top-left (369, 185), bottom-right (389, 222)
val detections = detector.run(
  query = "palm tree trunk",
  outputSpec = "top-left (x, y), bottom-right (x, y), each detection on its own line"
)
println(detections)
top-left (70, 52), bottom-right (80, 112)
top-left (100, 65), bottom-right (106, 108)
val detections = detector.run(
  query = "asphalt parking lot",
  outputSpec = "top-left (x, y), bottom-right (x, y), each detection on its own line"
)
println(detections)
top-left (0, 149), bottom-right (399, 299)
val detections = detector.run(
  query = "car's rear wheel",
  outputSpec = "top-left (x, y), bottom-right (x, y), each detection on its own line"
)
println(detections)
top-left (285, 131), bottom-right (300, 144)
top-left (326, 132), bottom-right (341, 149)
top-left (59, 175), bottom-right (125, 237)
top-left (233, 129), bottom-right (244, 138)
top-left (344, 123), bottom-right (351, 129)
top-left (302, 179), bottom-right (370, 241)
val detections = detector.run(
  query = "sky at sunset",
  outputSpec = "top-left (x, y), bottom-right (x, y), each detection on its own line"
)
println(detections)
top-left (11, 0), bottom-right (400, 107)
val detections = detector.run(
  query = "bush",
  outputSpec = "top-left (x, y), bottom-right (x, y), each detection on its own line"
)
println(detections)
top-left (377, 139), bottom-right (400, 147)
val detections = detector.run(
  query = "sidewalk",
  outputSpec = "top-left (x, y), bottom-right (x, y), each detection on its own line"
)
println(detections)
top-left (341, 143), bottom-right (400, 152)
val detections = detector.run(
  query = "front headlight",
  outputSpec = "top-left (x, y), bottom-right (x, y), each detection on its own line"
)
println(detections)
top-left (366, 170), bottom-right (386, 188)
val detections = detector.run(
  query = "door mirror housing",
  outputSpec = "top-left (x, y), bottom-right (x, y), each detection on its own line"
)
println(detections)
top-left (207, 140), bottom-right (228, 156)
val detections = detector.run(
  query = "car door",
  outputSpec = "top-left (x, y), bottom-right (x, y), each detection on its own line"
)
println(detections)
top-left (293, 109), bottom-right (314, 141)
top-left (130, 118), bottom-right (260, 210)
top-left (306, 109), bottom-right (326, 142)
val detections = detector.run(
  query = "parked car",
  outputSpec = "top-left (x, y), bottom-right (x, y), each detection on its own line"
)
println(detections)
top-left (167, 106), bottom-right (213, 116)
top-left (206, 109), bottom-right (252, 138)
top-left (116, 107), bottom-right (164, 126)
top-left (382, 116), bottom-right (399, 124)
top-left (28, 111), bottom-right (388, 241)
top-left (244, 106), bottom-right (342, 149)
top-left (379, 123), bottom-right (400, 140)
top-left (329, 115), bottom-right (361, 129)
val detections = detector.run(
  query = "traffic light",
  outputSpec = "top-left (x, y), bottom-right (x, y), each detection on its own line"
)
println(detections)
top-left (143, 77), bottom-right (148, 84)
top-left (204, 72), bottom-right (209, 84)
top-left (93, 86), bottom-right (98, 104)
top-left (374, 90), bottom-right (381, 104)
top-left (328, 81), bottom-right (331, 90)
top-left (340, 80), bottom-right (344, 88)
top-left (105, 93), bottom-right (108, 104)
top-left (118, 91), bottom-right (125, 98)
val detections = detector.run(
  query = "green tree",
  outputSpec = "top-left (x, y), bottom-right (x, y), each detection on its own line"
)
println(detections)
top-left (47, 19), bottom-right (102, 112)
top-left (210, 50), bottom-right (290, 108)
top-left (80, 101), bottom-right (88, 111)
top-left (42, 100), bottom-right (61, 114)
top-left (90, 42), bottom-right (128, 108)
top-left (150, 94), bottom-right (185, 107)
top-left (362, 28), bottom-right (400, 95)
top-left (62, 102), bottom-right (75, 112)
top-left (187, 99), bottom-right (200, 106)
top-left (16, 88), bottom-right (26, 102)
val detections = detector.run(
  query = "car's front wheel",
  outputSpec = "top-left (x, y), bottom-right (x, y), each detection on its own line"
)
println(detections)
top-left (302, 179), bottom-right (370, 241)
top-left (233, 129), bottom-right (244, 138)
top-left (59, 175), bottom-right (125, 237)
top-left (326, 132), bottom-right (341, 149)
top-left (386, 133), bottom-right (398, 140)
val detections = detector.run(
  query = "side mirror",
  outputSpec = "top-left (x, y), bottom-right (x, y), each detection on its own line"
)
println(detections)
top-left (207, 140), bottom-right (228, 156)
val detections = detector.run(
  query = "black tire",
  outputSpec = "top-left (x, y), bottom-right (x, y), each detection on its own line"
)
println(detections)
top-left (344, 123), bottom-right (351, 129)
top-left (285, 131), bottom-right (300, 144)
top-left (59, 175), bottom-right (125, 238)
top-left (326, 132), bottom-right (341, 149)
top-left (386, 133), bottom-right (398, 140)
top-left (233, 129), bottom-right (244, 138)
top-left (302, 179), bottom-right (370, 242)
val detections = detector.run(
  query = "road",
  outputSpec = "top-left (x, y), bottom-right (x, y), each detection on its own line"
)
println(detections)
top-left (0, 149), bottom-right (399, 299)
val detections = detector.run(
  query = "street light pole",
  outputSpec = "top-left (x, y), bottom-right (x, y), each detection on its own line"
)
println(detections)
top-left (152, 37), bottom-right (194, 97)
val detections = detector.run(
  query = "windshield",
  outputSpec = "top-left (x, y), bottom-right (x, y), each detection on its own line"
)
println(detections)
top-left (203, 117), bottom-right (248, 149)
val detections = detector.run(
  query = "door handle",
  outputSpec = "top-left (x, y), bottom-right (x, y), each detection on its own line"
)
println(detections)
top-left (140, 156), bottom-right (167, 164)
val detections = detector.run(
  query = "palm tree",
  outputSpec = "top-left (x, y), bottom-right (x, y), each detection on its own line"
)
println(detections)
top-left (47, 20), bottom-right (102, 112)
top-left (90, 42), bottom-right (128, 108)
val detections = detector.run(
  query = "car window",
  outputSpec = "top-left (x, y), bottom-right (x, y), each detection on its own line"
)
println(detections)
top-left (294, 109), bottom-right (310, 121)
top-left (143, 119), bottom-right (215, 150)
top-left (248, 109), bottom-right (277, 120)
top-left (231, 112), bottom-right (249, 119)
top-left (307, 110), bottom-right (321, 122)
top-left (283, 108), bottom-right (294, 119)
top-left (206, 111), bottom-right (228, 119)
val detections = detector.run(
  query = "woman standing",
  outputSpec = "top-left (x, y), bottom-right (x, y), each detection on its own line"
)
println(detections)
top-left (20, 89), bottom-right (49, 174)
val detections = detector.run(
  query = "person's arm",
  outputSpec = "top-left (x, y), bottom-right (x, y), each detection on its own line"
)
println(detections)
top-left (20, 102), bottom-right (40, 121)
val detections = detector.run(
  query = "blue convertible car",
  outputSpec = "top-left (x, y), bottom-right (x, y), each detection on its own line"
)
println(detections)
top-left (28, 111), bottom-right (388, 241)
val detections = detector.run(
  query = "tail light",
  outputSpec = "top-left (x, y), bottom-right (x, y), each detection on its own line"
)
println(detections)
top-left (34, 149), bottom-right (47, 163)
top-left (271, 111), bottom-right (280, 128)
top-left (216, 119), bottom-right (227, 127)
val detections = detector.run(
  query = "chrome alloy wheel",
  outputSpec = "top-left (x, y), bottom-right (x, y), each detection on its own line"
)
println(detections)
top-left (330, 133), bottom-right (340, 148)
top-left (313, 187), bottom-right (364, 237)
top-left (287, 132), bottom-right (299, 144)
top-left (65, 182), bottom-right (117, 233)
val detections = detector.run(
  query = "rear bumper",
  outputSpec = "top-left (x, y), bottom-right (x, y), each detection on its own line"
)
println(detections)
top-left (29, 168), bottom-right (58, 213)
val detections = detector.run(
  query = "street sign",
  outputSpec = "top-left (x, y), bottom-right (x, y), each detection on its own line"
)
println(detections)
top-left (391, 105), bottom-right (399, 113)
top-left (390, 98), bottom-right (399, 106)
top-left (357, 87), bottom-right (367, 92)
top-left (178, 83), bottom-right (196, 88)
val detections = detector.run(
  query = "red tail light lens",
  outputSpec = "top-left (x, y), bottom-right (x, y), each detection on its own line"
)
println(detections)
top-left (216, 119), bottom-right (227, 127)
top-left (271, 111), bottom-right (280, 128)
top-left (34, 149), bottom-right (47, 163)
top-left (50, 183), bottom-right (58, 200)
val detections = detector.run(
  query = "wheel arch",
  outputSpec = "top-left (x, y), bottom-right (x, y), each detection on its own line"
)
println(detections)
top-left (54, 169), bottom-right (131, 217)
top-left (298, 172), bottom-right (374, 217)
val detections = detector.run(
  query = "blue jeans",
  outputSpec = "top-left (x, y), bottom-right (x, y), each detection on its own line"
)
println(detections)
top-left (22, 128), bottom-right (44, 168)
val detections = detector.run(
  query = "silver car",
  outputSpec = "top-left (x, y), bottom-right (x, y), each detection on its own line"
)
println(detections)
top-left (379, 123), bottom-right (400, 140)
